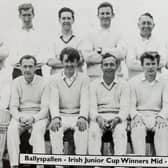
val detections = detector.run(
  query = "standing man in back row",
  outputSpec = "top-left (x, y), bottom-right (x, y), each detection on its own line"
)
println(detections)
top-left (126, 13), bottom-right (166, 79)
top-left (82, 2), bottom-right (126, 80)
top-left (6, 3), bottom-right (47, 79)
top-left (47, 7), bottom-right (84, 75)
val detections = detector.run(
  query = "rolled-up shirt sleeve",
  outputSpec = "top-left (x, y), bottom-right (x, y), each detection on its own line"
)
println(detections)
top-left (80, 35), bottom-right (102, 64)
top-left (103, 35), bottom-right (127, 61)
top-left (126, 45), bottom-right (143, 71)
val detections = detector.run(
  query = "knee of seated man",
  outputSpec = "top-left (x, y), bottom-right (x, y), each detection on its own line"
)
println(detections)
top-left (131, 118), bottom-right (146, 129)
top-left (114, 123), bottom-right (126, 132)
top-left (89, 123), bottom-right (101, 137)
top-left (113, 123), bottom-right (127, 137)
top-left (7, 121), bottom-right (18, 133)
top-left (32, 120), bottom-right (47, 134)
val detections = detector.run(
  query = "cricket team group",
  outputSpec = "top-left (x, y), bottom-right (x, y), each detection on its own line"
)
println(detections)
top-left (0, 1), bottom-right (168, 168)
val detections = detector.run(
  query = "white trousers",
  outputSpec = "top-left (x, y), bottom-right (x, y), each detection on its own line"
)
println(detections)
top-left (50, 116), bottom-right (88, 155)
top-left (7, 118), bottom-right (48, 166)
top-left (88, 121), bottom-right (127, 155)
top-left (131, 114), bottom-right (168, 155)
top-left (0, 109), bottom-right (10, 160)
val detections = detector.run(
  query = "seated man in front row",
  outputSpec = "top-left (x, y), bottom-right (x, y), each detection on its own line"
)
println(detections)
top-left (130, 51), bottom-right (168, 155)
top-left (49, 47), bottom-right (89, 155)
top-left (88, 52), bottom-right (130, 155)
top-left (7, 55), bottom-right (49, 168)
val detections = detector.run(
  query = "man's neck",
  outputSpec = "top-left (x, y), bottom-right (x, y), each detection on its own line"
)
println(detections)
top-left (100, 21), bottom-right (111, 30)
top-left (25, 75), bottom-right (35, 84)
top-left (140, 33), bottom-right (152, 40)
top-left (145, 73), bottom-right (156, 82)
top-left (103, 74), bottom-right (115, 85)
top-left (101, 26), bottom-right (111, 31)
top-left (64, 70), bottom-right (76, 79)
top-left (61, 29), bottom-right (72, 37)
top-left (22, 24), bottom-right (33, 31)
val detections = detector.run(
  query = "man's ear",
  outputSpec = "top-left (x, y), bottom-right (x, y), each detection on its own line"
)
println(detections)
top-left (152, 23), bottom-right (155, 30)
top-left (111, 12), bottom-right (115, 18)
top-left (137, 22), bottom-right (140, 29)
top-left (101, 62), bottom-right (103, 70)
top-left (59, 18), bottom-right (61, 24)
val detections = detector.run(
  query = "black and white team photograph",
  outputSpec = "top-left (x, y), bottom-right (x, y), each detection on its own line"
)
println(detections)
top-left (0, 0), bottom-right (168, 167)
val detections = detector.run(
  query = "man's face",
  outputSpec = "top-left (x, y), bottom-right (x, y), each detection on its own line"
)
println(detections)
top-left (59, 11), bottom-right (74, 32)
top-left (20, 8), bottom-right (34, 27)
top-left (98, 6), bottom-right (113, 29)
top-left (138, 15), bottom-right (155, 38)
top-left (142, 58), bottom-right (158, 77)
top-left (101, 56), bottom-right (118, 76)
top-left (21, 58), bottom-right (36, 81)
top-left (62, 54), bottom-right (77, 76)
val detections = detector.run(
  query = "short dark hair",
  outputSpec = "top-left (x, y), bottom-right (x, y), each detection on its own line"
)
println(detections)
top-left (18, 3), bottom-right (35, 16)
top-left (19, 55), bottom-right (37, 65)
top-left (58, 7), bottom-right (74, 20)
top-left (101, 52), bottom-right (120, 66)
top-left (140, 51), bottom-right (160, 65)
top-left (60, 47), bottom-right (80, 62)
top-left (97, 2), bottom-right (114, 16)
top-left (138, 12), bottom-right (154, 22)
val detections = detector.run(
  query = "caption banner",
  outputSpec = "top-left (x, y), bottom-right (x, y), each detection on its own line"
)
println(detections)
top-left (20, 154), bottom-right (168, 167)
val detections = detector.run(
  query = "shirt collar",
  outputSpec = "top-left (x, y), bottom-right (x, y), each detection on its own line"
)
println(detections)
top-left (59, 31), bottom-right (75, 36)
top-left (62, 71), bottom-right (77, 81)
top-left (21, 26), bottom-right (35, 32)
top-left (100, 76), bottom-right (118, 90)
top-left (139, 34), bottom-right (153, 42)
top-left (100, 76), bottom-right (118, 83)
top-left (141, 73), bottom-right (160, 82)
top-left (24, 74), bottom-right (37, 85)
top-left (59, 33), bottom-right (75, 44)
top-left (99, 27), bottom-right (112, 34)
